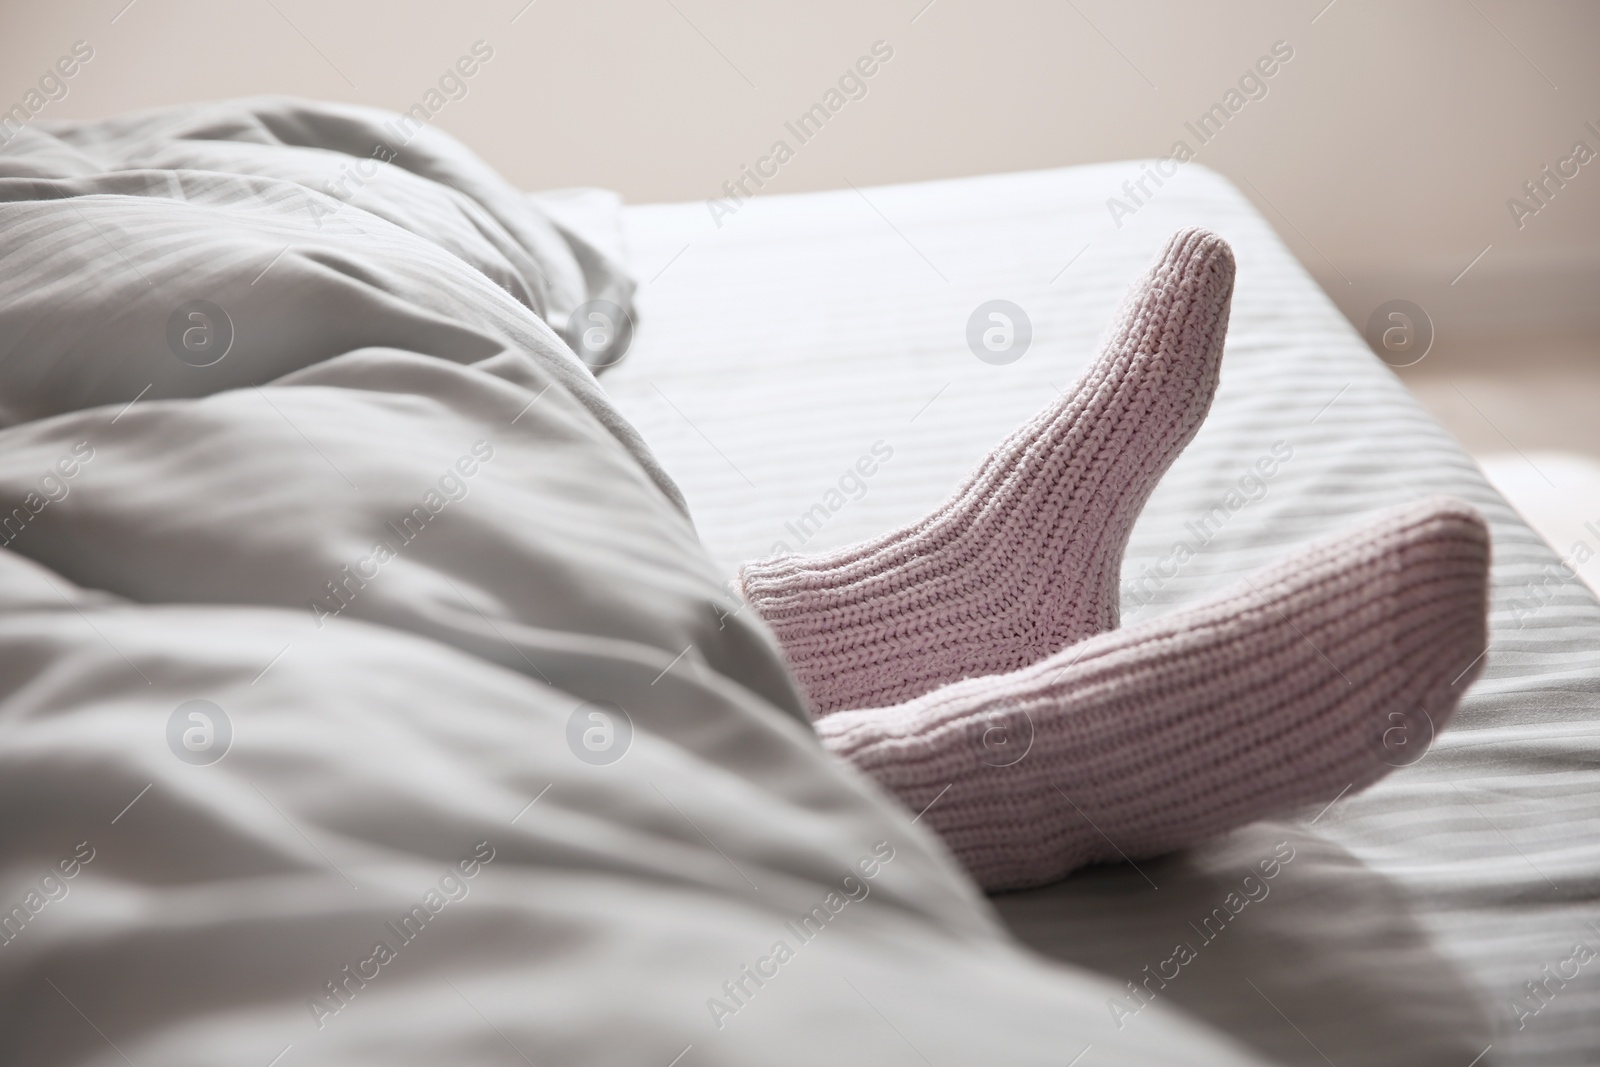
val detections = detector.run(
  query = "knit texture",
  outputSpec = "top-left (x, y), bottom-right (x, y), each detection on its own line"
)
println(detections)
top-left (740, 228), bottom-right (1236, 716)
top-left (814, 497), bottom-right (1491, 892)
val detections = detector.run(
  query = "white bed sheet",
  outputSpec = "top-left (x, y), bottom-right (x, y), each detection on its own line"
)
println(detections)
top-left (604, 163), bottom-right (1600, 1066)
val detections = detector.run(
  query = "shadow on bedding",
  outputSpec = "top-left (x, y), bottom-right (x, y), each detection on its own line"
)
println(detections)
top-left (990, 820), bottom-right (1496, 1067)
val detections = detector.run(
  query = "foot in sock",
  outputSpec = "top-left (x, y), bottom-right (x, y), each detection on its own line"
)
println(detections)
top-left (813, 497), bottom-right (1491, 892)
top-left (739, 228), bottom-right (1236, 716)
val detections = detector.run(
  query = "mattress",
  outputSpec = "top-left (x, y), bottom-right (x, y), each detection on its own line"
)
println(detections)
top-left (604, 163), bottom-right (1600, 1066)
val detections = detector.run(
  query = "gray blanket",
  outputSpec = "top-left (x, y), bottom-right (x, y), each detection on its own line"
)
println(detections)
top-left (0, 99), bottom-right (1270, 1065)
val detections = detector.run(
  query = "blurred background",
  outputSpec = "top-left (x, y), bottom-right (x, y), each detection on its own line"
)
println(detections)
top-left (5, 0), bottom-right (1597, 585)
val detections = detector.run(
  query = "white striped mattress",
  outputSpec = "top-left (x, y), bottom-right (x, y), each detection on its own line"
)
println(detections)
top-left (602, 162), bottom-right (1600, 1067)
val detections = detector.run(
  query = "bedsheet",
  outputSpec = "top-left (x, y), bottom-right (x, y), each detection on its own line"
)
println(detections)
top-left (606, 163), bottom-right (1600, 1066)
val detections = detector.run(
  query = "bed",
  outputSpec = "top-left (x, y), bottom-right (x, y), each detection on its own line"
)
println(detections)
top-left (603, 163), bottom-right (1600, 1065)
top-left (0, 98), bottom-right (1594, 1066)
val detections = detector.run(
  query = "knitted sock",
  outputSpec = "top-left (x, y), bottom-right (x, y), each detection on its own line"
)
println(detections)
top-left (740, 228), bottom-right (1236, 716)
top-left (814, 497), bottom-right (1490, 892)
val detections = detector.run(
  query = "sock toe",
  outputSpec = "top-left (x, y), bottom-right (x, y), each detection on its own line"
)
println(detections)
top-left (1101, 495), bottom-right (1493, 858)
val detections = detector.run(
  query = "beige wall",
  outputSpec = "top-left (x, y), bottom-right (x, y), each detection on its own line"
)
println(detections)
top-left (4, 0), bottom-right (1597, 345)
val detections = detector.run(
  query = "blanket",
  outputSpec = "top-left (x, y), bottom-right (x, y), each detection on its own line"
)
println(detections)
top-left (0, 98), bottom-right (1269, 1066)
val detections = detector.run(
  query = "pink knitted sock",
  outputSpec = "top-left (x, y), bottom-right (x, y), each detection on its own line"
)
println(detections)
top-left (814, 497), bottom-right (1490, 891)
top-left (740, 228), bottom-right (1236, 716)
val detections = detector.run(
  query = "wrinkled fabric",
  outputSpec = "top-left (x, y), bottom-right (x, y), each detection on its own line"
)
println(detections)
top-left (0, 101), bottom-right (1270, 1066)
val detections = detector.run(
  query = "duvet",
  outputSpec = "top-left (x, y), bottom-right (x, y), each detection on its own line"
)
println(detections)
top-left (0, 99), bottom-right (1269, 1065)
